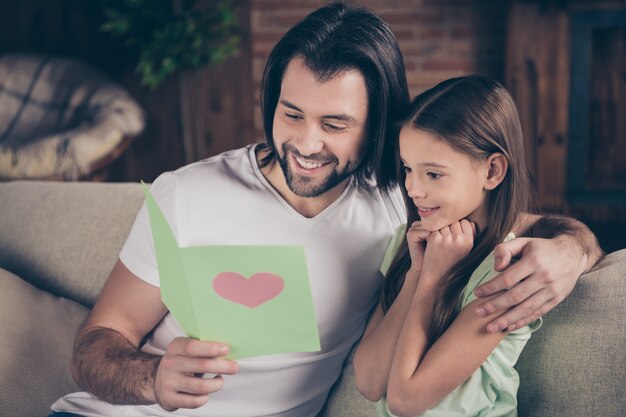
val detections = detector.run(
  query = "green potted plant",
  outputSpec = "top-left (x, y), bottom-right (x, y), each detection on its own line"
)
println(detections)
top-left (100, 0), bottom-right (241, 89)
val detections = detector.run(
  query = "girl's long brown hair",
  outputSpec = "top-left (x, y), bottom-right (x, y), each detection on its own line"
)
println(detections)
top-left (381, 75), bottom-right (536, 344)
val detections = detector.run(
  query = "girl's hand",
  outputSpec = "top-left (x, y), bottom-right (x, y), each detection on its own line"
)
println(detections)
top-left (421, 220), bottom-right (475, 283)
top-left (407, 221), bottom-right (430, 272)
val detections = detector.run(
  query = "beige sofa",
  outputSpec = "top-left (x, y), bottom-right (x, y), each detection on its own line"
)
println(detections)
top-left (0, 180), bottom-right (624, 417)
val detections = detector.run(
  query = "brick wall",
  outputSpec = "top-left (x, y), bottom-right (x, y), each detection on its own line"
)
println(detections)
top-left (250, 0), bottom-right (509, 140)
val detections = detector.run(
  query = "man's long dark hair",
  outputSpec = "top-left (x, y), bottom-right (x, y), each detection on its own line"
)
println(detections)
top-left (259, 3), bottom-right (409, 191)
top-left (381, 75), bottom-right (536, 344)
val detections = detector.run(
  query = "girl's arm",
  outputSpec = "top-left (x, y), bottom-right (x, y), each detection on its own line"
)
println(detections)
top-left (386, 287), bottom-right (506, 417)
top-left (386, 220), bottom-right (498, 417)
top-left (353, 267), bottom-right (420, 401)
top-left (354, 222), bottom-right (430, 401)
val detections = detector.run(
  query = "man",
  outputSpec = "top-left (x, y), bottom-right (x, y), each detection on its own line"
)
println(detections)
top-left (49, 4), bottom-right (601, 417)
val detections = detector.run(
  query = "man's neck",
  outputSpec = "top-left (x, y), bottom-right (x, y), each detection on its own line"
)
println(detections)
top-left (256, 147), bottom-right (350, 218)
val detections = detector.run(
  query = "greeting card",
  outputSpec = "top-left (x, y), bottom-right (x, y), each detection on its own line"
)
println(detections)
top-left (143, 184), bottom-right (320, 359)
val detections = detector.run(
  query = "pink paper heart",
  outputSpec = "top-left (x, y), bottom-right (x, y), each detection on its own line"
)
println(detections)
top-left (213, 272), bottom-right (285, 308)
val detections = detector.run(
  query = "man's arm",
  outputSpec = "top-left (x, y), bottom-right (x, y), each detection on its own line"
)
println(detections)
top-left (72, 260), bottom-right (166, 404)
top-left (473, 214), bottom-right (604, 333)
top-left (72, 259), bottom-right (238, 411)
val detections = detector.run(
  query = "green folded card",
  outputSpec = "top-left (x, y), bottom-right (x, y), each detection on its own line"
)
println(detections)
top-left (142, 184), bottom-right (321, 359)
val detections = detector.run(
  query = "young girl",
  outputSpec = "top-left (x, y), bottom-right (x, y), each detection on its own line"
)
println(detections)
top-left (353, 75), bottom-right (542, 417)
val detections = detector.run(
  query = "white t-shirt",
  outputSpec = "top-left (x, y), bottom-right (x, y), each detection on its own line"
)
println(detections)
top-left (52, 144), bottom-right (405, 417)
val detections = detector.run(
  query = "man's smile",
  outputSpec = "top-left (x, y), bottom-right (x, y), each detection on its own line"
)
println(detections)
top-left (290, 152), bottom-right (335, 176)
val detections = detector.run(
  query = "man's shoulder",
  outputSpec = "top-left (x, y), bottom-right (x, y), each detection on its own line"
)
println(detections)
top-left (377, 184), bottom-right (405, 222)
top-left (350, 180), bottom-right (406, 228)
top-left (174, 145), bottom-right (254, 176)
top-left (150, 145), bottom-right (257, 198)
top-left (356, 176), bottom-right (403, 199)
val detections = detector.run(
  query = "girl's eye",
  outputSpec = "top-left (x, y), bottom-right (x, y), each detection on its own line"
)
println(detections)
top-left (427, 172), bottom-right (441, 179)
top-left (403, 166), bottom-right (411, 173)
top-left (286, 113), bottom-right (302, 120)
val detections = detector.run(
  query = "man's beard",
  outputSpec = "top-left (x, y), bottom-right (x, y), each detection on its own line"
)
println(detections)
top-left (277, 143), bottom-right (357, 198)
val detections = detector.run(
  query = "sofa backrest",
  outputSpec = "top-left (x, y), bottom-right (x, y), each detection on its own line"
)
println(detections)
top-left (0, 180), bottom-right (144, 307)
top-left (1, 180), bottom-right (624, 417)
top-left (516, 248), bottom-right (626, 416)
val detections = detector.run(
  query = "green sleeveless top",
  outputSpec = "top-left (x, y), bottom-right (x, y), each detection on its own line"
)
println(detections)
top-left (377, 225), bottom-right (542, 417)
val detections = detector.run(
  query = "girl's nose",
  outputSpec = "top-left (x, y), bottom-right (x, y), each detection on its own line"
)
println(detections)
top-left (406, 175), bottom-right (426, 199)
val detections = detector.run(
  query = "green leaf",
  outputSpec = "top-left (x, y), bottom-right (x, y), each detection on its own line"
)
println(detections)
top-left (99, 0), bottom-right (241, 88)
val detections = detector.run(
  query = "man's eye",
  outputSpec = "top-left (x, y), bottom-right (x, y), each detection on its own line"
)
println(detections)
top-left (427, 172), bottom-right (441, 179)
top-left (403, 166), bottom-right (411, 173)
top-left (286, 113), bottom-right (302, 120)
top-left (324, 123), bottom-right (344, 132)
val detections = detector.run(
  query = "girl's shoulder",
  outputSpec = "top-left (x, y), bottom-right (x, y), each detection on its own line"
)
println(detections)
top-left (461, 232), bottom-right (516, 307)
top-left (513, 212), bottom-right (542, 236)
top-left (461, 232), bottom-right (542, 334)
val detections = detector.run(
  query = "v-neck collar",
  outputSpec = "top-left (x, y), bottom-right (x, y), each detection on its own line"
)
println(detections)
top-left (248, 144), bottom-right (355, 226)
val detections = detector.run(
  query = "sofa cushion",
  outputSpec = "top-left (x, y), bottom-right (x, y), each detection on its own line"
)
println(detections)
top-left (0, 180), bottom-right (144, 307)
top-left (318, 346), bottom-right (376, 417)
top-left (517, 249), bottom-right (626, 417)
top-left (0, 267), bottom-right (89, 417)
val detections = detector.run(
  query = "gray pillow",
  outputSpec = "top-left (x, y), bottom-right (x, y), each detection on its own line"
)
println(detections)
top-left (0, 268), bottom-right (89, 417)
top-left (0, 180), bottom-right (145, 307)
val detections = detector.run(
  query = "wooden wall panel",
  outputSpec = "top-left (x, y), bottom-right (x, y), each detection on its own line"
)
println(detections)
top-left (177, 8), bottom-right (255, 166)
top-left (506, 3), bottom-right (570, 212)
top-left (507, 0), bottom-right (626, 252)
top-left (588, 27), bottom-right (626, 189)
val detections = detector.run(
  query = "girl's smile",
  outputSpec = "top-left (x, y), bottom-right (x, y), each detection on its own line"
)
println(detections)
top-left (416, 206), bottom-right (440, 217)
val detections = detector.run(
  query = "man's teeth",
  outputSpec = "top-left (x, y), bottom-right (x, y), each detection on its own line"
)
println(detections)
top-left (296, 156), bottom-right (324, 169)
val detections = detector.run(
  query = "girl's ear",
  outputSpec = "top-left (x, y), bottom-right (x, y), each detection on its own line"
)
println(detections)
top-left (484, 153), bottom-right (508, 190)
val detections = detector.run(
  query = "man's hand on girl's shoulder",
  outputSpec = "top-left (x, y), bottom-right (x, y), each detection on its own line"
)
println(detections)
top-left (473, 236), bottom-right (584, 333)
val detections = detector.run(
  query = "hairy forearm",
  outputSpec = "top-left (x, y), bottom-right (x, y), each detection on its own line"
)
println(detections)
top-left (525, 214), bottom-right (603, 272)
top-left (72, 327), bottom-right (160, 405)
